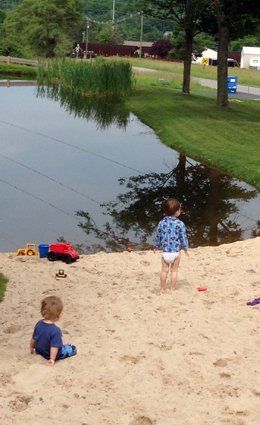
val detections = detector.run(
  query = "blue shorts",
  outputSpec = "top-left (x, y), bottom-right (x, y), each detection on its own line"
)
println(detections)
top-left (58, 344), bottom-right (77, 360)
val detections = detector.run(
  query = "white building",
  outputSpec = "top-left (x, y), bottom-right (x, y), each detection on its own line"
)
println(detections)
top-left (192, 48), bottom-right (236, 66)
top-left (240, 46), bottom-right (260, 69)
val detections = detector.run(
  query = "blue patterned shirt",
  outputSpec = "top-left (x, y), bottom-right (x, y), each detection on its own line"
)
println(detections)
top-left (155, 216), bottom-right (189, 253)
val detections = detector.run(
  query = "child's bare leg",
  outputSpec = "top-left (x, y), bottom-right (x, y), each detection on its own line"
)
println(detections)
top-left (160, 259), bottom-right (169, 293)
top-left (170, 255), bottom-right (181, 290)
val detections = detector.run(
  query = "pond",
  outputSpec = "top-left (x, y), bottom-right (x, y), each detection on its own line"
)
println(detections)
top-left (0, 81), bottom-right (259, 253)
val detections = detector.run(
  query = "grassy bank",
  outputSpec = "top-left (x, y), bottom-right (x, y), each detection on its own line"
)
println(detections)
top-left (127, 83), bottom-right (260, 189)
top-left (128, 58), bottom-right (260, 87)
top-left (0, 62), bottom-right (37, 77)
top-left (0, 273), bottom-right (8, 303)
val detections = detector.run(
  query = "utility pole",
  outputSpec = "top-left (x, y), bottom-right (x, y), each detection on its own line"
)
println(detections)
top-left (86, 19), bottom-right (90, 57)
top-left (140, 12), bottom-right (144, 59)
top-left (112, 0), bottom-right (116, 28)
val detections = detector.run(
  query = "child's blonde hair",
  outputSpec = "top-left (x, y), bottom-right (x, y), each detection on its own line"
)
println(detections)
top-left (41, 296), bottom-right (63, 321)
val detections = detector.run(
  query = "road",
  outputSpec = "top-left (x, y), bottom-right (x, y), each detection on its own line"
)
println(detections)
top-left (133, 66), bottom-right (260, 99)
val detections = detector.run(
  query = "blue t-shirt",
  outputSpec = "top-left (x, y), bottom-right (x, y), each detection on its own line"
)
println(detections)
top-left (155, 216), bottom-right (189, 253)
top-left (32, 320), bottom-right (63, 360)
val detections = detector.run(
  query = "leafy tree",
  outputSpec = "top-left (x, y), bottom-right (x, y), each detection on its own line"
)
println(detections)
top-left (208, 0), bottom-right (260, 108)
top-left (3, 0), bottom-right (84, 57)
top-left (0, 39), bottom-right (25, 56)
top-left (229, 26), bottom-right (260, 51)
top-left (151, 38), bottom-right (172, 57)
top-left (0, 1), bottom-right (21, 10)
top-left (170, 25), bottom-right (215, 59)
top-left (82, 0), bottom-right (172, 42)
top-left (138, 0), bottom-right (210, 94)
top-left (0, 10), bottom-right (6, 24)
top-left (95, 22), bottom-right (124, 44)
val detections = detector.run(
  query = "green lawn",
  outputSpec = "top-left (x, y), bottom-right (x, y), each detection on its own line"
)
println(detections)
top-left (0, 273), bottom-right (8, 303)
top-left (128, 58), bottom-right (260, 87)
top-left (133, 68), bottom-right (216, 94)
top-left (127, 82), bottom-right (260, 189)
top-left (0, 62), bottom-right (37, 77)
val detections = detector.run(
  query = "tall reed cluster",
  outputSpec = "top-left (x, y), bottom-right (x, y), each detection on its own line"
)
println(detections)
top-left (37, 58), bottom-right (133, 98)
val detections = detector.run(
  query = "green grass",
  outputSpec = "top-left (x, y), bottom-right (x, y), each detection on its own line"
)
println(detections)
top-left (126, 58), bottom-right (260, 87)
top-left (0, 62), bottom-right (37, 77)
top-left (134, 69), bottom-right (216, 94)
top-left (127, 84), bottom-right (260, 189)
top-left (0, 273), bottom-right (8, 303)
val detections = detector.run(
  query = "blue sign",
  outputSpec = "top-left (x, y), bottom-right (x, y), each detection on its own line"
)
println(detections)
top-left (227, 76), bottom-right (238, 94)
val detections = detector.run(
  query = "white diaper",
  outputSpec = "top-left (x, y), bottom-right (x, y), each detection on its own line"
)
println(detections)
top-left (162, 252), bottom-right (180, 264)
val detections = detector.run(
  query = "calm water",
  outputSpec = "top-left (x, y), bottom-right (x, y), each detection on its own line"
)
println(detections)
top-left (0, 82), bottom-right (259, 252)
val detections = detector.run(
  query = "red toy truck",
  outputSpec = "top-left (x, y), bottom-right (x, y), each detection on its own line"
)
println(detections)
top-left (47, 243), bottom-right (79, 264)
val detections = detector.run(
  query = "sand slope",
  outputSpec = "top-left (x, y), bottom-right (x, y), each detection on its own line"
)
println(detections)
top-left (0, 238), bottom-right (259, 425)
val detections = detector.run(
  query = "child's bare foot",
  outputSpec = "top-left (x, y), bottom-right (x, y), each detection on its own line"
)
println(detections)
top-left (160, 288), bottom-right (166, 294)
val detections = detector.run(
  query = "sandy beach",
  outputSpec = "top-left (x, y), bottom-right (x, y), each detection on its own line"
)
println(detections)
top-left (0, 238), bottom-right (259, 425)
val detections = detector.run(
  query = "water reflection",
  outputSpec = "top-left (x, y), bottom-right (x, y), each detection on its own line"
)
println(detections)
top-left (37, 85), bottom-right (130, 130)
top-left (76, 155), bottom-right (258, 252)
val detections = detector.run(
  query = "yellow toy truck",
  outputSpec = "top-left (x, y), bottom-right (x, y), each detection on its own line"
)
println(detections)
top-left (15, 243), bottom-right (38, 256)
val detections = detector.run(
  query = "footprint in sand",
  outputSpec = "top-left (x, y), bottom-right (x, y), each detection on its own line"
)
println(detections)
top-left (119, 354), bottom-right (145, 365)
top-left (0, 372), bottom-right (13, 385)
top-left (141, 261), bottom-right (150, 266)
top-left (42, 289), bottom-right (57, 295)
top-left (129, 416), bottom-right (156, 425)
top-left (159, 343), bottom-right (172, 352)
top-left (8, 394), bottom-right (33, 412)
top-left (3, 324), bottom-right (22, 334)
top-left (219, 372), bottom-right (231, 379)
top-left (213, 358), bottom-right (230, 367)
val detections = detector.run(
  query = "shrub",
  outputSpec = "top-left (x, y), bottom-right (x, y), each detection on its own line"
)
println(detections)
top-left (151, 39), bottom-right (172, 58)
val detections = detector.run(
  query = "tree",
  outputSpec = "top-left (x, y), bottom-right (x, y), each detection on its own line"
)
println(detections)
top-left (229, 23), bottom-right (260, 51)
top-left (3, 0), bottom-right (84, 57)
top-left (170, 25), bottom-right (215, 59)
top-left (95, 22), bottom-right (124, 45)
top-left (138, 0), bottom-right (210, 94)
top-left (151, 38), bottom-right (172, 57)
top-left (209, 1), bottom-right (260, 108)
top-left (82, 0), bottom-right (172, 42)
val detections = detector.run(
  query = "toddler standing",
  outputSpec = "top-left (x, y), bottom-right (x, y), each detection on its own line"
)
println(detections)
top-left (155, 198), bottom-right (189, 293)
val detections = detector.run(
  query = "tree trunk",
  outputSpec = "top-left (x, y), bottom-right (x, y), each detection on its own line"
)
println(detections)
top-left (182, 29), bottom-right (193, 94)
top-left (217, 16), bottom-right (229, 107)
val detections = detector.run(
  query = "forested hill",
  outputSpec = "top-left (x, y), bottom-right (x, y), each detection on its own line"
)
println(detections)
top-left (83, 0), bottom-right (172, 41)
top-left (0, 0), bottom-right (172, 41)
top-left (0, 0), bottom-right (20, 9)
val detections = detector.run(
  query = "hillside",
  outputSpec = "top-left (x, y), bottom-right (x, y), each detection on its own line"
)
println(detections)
top-left (83, 0), bottom-right (173, 41)
top-left (0, 0), bottom-right (20, 10)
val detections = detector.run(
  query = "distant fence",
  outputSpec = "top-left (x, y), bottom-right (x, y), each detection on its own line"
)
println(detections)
top-left (0, 55), bottom-right (39, 66)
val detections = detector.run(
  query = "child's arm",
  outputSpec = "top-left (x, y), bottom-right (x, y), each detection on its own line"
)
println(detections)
top-left (48, 347), bottom-right (59, 365)
top-left (180, 223), bottom-right (189, 256)
top-left (30, 338), bottom-right (35, 354)
top-left (154, 222), bottom-right (162, 250)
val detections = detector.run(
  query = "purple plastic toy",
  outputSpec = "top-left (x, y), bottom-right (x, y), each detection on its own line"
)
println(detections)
top-left (247, 298), bottom-right (260, 306)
